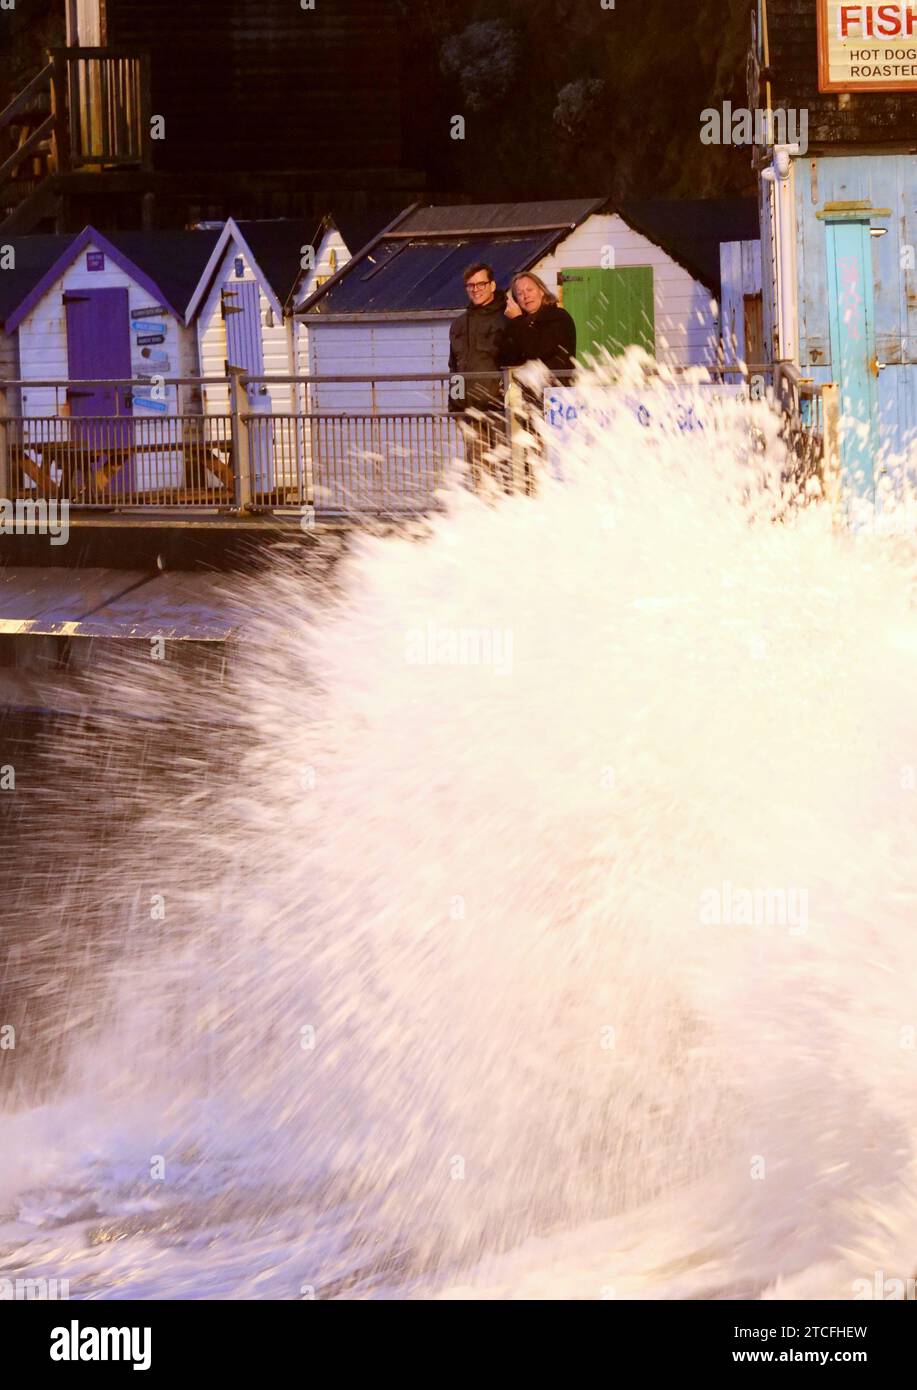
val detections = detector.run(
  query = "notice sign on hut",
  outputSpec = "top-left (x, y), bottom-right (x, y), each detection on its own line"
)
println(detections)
top-left (818, 1), bottom-right (917, 90)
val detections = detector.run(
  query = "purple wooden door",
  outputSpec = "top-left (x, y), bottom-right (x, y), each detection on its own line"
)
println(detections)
top-left (64, 287), bottom-right (133, 483)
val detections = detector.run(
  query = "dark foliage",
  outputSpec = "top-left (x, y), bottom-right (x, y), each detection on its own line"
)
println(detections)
top-left (400, 0), bottom-right (757, 200)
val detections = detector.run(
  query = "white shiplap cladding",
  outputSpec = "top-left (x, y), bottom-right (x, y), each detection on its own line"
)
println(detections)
top-left (197, 240), bottom-right (294, 417)
top-left (719, 240), bottom-right (763, 367)
top-left (0, 330), bottom-right (20, 415)
top-left (293, 226), bottom-right (353, 389)
top-left (300, 320), bottom-right (450, 412)
top-left (17, 240), bottom-right (196, 418)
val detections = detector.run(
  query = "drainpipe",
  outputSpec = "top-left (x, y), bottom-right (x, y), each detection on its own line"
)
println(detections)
top-left (761, 143), bottom-right (801, 422)
top-left (761, 144), bottom-right (799, 368)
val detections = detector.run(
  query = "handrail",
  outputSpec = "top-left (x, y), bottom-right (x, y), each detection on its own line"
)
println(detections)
top-left (0, 368), bottom-right (837, 517)
top-left (0, 62), bottom-right (53, 131)
top-left (0, 115), bottom-right (57, 186)
top-left (0, 368), bottom-right (775, 389)
top-left (0, 377), bottom-right (228, 388)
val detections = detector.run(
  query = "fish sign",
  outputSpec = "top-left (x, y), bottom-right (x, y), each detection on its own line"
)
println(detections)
top-left (818, 1), bottom-right (917, 90)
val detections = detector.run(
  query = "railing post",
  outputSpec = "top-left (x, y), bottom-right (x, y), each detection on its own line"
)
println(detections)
top-left (504, 369), bottom-right (528, 494)
top-left (821, 382), bottom-right (842, 523)
top-left (48, 49), bottom-right (71, 174)
top-left (228, 368), bottom-right (252, 511)
top-left (0, 384), bottom-right (10, 501)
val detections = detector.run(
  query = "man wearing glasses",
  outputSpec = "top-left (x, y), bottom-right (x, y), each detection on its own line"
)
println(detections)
top-left (448, 262), bottom-right (508, 488)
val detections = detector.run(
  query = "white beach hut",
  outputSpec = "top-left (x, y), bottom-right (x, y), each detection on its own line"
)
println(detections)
top-left (1, 225), bottom-right (219, 496)
top-left (187, 215), bottom-right (361, 497)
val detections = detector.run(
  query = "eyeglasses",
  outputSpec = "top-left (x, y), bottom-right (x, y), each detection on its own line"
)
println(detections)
top-left (466, 279), bottom-right (494, 292)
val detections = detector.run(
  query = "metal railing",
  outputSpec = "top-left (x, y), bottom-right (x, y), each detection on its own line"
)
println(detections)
top-left (0, 372), bottom-right (485, 514)
top-left (245, 411), bottom-right (468, 511)
top-left (0, 368), bottom-right (837, 517)
top-left (4, 413), bottom-right (233, 508)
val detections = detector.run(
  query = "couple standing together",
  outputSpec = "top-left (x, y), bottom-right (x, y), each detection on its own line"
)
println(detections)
top-left (448, 263), bottom-right (577, 485)
top-left (448, 264), bottom-right (577, 411)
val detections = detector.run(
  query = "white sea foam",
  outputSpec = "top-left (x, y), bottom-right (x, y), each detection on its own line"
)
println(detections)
top-left (3, 359), bottom-right (917, 1298)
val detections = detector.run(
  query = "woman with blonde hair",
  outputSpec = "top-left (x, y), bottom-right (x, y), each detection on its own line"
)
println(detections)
top-left (502, 271), bottom-right (576, 378)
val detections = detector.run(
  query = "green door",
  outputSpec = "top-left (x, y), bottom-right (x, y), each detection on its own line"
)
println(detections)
top-left (559, 266), bottom-right (655, 360)
top-left (825, 219), bottom-right (879, 500)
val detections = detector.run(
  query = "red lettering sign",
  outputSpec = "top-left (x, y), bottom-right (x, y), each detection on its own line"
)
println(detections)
top-left (819, 0), bottom-right (917, 89)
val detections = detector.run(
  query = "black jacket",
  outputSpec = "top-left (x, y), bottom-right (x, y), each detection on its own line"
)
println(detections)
top-left (502, 303), bottom-right (577, 378)
top-left (448, 290), bottom-right (508, 413)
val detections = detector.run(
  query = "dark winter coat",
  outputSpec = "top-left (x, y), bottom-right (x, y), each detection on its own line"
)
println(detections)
top-left (502, 303), bottom-right (577, 379)
top-left (448, 289), bottom-right (508, 414)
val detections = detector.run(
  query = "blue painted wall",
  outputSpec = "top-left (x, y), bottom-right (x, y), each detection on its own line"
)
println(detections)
top-left (794, 153), bottom-right (917, 468)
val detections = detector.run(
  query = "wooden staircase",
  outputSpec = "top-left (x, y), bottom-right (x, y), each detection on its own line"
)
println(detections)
top-left (0, 60), bottom-right (59, 233)
top-left (0, 48), bottom-right (151, 236)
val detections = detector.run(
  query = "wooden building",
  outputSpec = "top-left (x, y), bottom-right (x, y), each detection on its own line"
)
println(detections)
top-left (719, 240), bottom-right (765, 369)
top-left (1, 224), bottom-right (218, 492)
top-left (296, 198), bottom-right (753, 414)
top-left (188, 215), bottom-right (363, 493)
top-left (750, 0), bottom-right (917, 496)
top-left (0, 0), bottom-right (420, 235)
top-left (3, 224), bottom-right (217, 408)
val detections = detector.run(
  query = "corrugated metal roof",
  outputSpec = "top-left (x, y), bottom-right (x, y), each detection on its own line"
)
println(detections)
top-left (397, 200), bottom-right (605, 235)
top-left (310, 233), bottom-right (561, 314)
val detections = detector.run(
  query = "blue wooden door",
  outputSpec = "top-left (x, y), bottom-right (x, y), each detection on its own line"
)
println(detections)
top-left (64, 287), bottom-right (133, 488)
top-left (825, 220), bottom-right (879, 499)
top-left (223, 278), bottom-right (274, 491)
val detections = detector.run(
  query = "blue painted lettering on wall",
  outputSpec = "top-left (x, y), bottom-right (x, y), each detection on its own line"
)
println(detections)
top-left (544, 389), bottom-right (711, 437)
top-left (543, 385), bottom-right (750, 479)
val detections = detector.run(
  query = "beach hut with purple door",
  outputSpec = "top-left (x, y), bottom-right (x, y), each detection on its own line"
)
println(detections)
top-left (2, 225), bottom-right (218, 496)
